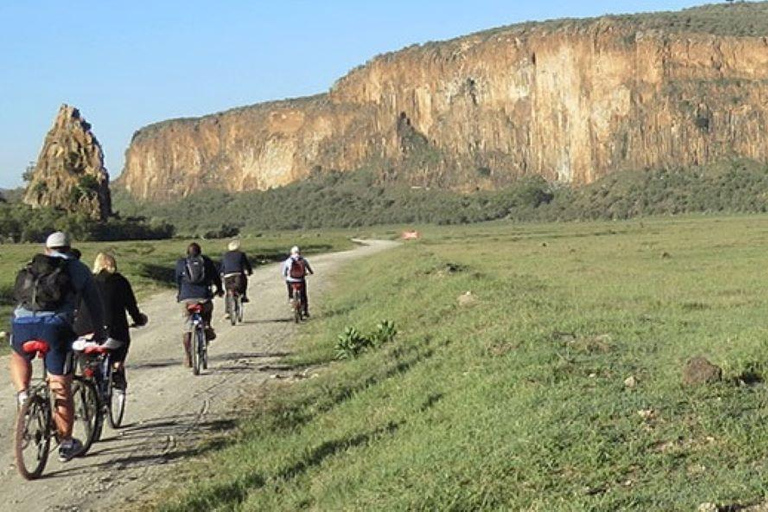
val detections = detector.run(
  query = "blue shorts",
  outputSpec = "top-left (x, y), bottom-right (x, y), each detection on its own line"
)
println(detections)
top-left (11, 315), bottom-right (75, 376)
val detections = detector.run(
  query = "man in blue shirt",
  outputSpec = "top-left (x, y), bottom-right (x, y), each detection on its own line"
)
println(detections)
top-left (10, 231), bottom-right (107, 462)
top-left (175, 242), bottom-right (223, 367)
top-left (220, 239), bottom-right (253, 304)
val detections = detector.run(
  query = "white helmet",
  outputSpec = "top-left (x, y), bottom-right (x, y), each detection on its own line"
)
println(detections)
top-left (290, 246), bottom-right (300, 255)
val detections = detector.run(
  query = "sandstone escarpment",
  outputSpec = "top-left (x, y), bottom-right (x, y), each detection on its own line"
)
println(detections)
top-left (119, 4), bottom-right (768, 201)
top-left (25, 105), bottom-right (111, 220)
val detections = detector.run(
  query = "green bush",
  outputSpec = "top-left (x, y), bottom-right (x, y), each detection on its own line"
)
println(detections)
top-left (336, 326), bottom-right (371, 360)
top-left (0, 203), bottom-right (174, 243)
top-left (371, 320), bottom-right (398, 347)
top-left (335, 321), bottom-right (398, 359)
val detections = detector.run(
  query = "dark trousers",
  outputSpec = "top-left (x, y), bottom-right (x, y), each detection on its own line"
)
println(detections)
top-left (286, 281), bottom-right (308, 313)
top-left (224, 273), bottom-right (248, 296)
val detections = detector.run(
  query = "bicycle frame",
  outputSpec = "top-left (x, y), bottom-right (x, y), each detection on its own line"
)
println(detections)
top-left (187, 303), bottom-right (208, 375)
top-left (14, 340), bottom-right (55, 480)
top-left (22, 341), bottom-right (53, 422)
top-left (73, 336), bottom-right (127, 436)
top-left (291, 282), bottom-right (305, 322)
top-left (80, 347), bottom-right (113, 407)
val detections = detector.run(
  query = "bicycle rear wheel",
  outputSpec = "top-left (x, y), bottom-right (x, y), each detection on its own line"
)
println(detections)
top-left (293, 289), bottom-right (302, 323)
top-left (107, 373), bottom-right (127, 429)
top-left (15, 394), bottom-right (51, 480)
top-left (72, 377), bottom-right (100, 452)
top-left (192, 327), bottom-right (203, 375)
top-left (228, 294), bottom-right (237, 326)
top-left (236, 296), bottom-right (244, 323)
top-left (200, 328), bottom-right (208, 370)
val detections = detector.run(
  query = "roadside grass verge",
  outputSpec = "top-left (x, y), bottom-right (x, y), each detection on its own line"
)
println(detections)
top-left (151, 215), bottom-right (768, 511)
top-left (0, 231), bottom-right (354, 351)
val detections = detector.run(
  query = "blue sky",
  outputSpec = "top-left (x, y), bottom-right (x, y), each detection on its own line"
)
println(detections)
top-left (0, 0), bottom-right (705, 189)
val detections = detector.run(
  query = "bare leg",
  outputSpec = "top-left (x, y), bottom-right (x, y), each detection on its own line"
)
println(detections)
top-left (182, 333), bottom-right (192, 367)
top-left (9, 351), bottom-right (32, 393)
top-left (48, 375), bottom-right (74, 440)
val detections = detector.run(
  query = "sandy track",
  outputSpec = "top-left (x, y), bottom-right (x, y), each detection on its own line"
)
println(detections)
top-left (0, 240), bottom-right (397, 511)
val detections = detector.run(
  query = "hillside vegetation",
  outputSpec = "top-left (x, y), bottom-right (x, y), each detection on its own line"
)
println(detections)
top-left (148, 215), bottom-right (768, 510)
top-left (474, 1), bottom-right (768, 39)
top-left (113, 159), bottom-right (768, 235)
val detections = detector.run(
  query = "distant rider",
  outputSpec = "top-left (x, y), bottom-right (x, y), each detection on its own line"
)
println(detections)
top-left (9, 231), bottom-right (107, 462)
top-left (73, 252), bottom-right (148, 390)
top-left (220, 239), bottom-right (253, 306)
top-left (175, 243), bottom-right (223, 367)
top-left (281, 246), bottom-right (314, 317)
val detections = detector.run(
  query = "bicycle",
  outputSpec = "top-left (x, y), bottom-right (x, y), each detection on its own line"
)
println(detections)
top-left (290, 281), bottom-right (306, 323)
top-left (73, 337), bottom-right (127, 444)
top-left (223, 274), bottom-right (244, 326)
top-left (14, 339), bottom-right (97, 480)
top-left (187, 303), bottom-right (208, 376)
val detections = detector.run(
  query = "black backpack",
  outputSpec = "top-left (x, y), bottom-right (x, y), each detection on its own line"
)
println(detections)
top-left (185, 255), bottom-right (207, 285)
top-left (13, 254), bottom-right (74, 312)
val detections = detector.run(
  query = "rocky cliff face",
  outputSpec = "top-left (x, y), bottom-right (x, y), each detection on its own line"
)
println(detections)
top-left (119, 4), bottom-right (768, 201)
top-left (25, 105), bottom-right (111, 220)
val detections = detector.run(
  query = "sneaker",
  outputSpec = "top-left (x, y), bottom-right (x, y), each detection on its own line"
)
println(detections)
top-left (205, 328), bottom-right (217, 342)
top-left (58, 438), bottom-right (84, 462)
top-left (112, 370), bottom-right (127, 391)
top-left (16, 390), bottom-right (28, 410)
top-left (223, 313), bottom-right (230, 319)
top-left (241, 296), bottom-right (250, 303)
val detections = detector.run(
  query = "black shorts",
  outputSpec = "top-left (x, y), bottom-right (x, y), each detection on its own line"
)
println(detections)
top-left (11, 315), bottom-right (75, 376)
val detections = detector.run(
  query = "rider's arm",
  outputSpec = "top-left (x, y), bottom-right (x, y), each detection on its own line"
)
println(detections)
top-left (121, 275), bottom-right (143, 325)
top-left (243, 253), bottom-right (253, 275)
top-left (174, 259), bottom-right (184, 300)
top-left (220, 252), bottom-right (228, 276)
top-left (70, 260), bottom-right (108, 341)
top-left (281, 259), bottom-right (290, 279)
top-left (207, 257), bottom-right (223, 294)
top-left (304, 258), bottom-right (314, 275)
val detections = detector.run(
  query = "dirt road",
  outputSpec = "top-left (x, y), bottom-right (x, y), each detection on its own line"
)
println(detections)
top-left (0, 240), bottom-right (397, 511)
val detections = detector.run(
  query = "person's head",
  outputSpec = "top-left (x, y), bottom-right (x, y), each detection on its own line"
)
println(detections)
top-left (187, 242), bottom-right (202, 257)
top-left (228, 239), bottom-right (240, 251)
top-left (290, 246), bottom-right (300, 257)
top-left (45, 231), bottom-right (71, 254)
top-left (93, 252), bottom-right (117, 274)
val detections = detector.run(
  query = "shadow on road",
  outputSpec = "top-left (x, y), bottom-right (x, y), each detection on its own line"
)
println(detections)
top-left (44, 414), bottom-right (239, 479)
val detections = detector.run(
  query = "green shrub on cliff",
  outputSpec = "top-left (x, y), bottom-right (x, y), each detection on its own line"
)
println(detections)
top-left (113, 159), bottom-right (768, 234)
top-left (0, 203), bottom-right (174, 243)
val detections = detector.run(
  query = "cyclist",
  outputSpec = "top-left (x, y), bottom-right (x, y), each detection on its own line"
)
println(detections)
top-left (281, 246), bottom-right (314, 317)
top-left (220, 239), bottom-right (253, 309)
top-left (73, 252), bottom-right (148, 390)
top-left (175, 242), bottom-right (223, 367)
top-left (9, 231), bottom-right (107, 462)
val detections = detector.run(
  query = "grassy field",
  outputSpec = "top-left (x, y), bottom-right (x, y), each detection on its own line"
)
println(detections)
top-left (0, 232), bottom-right (356, 347)
top-left (144, 215), bottom-right (768, 511)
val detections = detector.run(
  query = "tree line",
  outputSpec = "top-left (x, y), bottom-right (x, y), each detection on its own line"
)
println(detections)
top-left (110, 159), bottom-right (768, 237)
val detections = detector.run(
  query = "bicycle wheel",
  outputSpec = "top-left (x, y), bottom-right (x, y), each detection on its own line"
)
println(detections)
top-left (228, 294), bottom-right (237, 326)
top-left (236, 295), bottom-right (244, 323)
top-left (107, 373), bottom-right (126, 429)
top-left (293, 289), bottom-right (302, 323)
top-left (72, 377), bottom-right (100, 452)
top-left (200, 328), bottom-right (208, 370)
top-left (192, 327), bottom-right (202, 376)
top-left (15, 394), bottom-right (51, 480)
